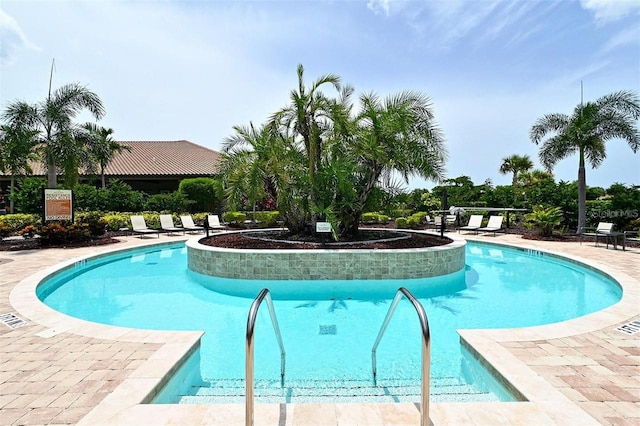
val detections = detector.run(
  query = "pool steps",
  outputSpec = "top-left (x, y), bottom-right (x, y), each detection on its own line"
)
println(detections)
top-left (176, 377), bottom-right (497, 404)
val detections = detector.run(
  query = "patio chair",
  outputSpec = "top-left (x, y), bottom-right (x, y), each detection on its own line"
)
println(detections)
top-left (623, 230), bottom-right (639, 251)
top-left (579, 222), bottom-right (614, 246)
top-left (159, 214), bottom-right (185, 235)
top-left (130, 215), bottom-right (160, 238)
top-left (180, 215), bottom-right (204, 233)
top-left (458, 215), bottom-right (484, 234)
top-left (206, 215), bottom-right (226, 231)
top-left (477, 215), bottom-right (505, 236)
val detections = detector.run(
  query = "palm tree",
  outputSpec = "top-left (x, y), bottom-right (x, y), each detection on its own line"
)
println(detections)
top-left (272, 64), bottom-right (341, 222)
top-left (2, 82), bottom-right (105, 188)
top-left (0, 124), bottom-right (39, 213)
top-left (221, 121), bottom-right (308, 232)
top-left (530, 90), bottom-right (640, 233)
top-left (82, 124), bottom-right (130, 188)
top-left (517, 169), bottom-right (554, 186)
top-left (499, 154), bottom-right (533, 186)
top-left (336, 90), bottom-right (446, 236)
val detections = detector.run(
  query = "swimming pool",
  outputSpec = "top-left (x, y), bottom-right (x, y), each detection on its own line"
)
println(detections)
top-left (37, 241), bottom-right (622, 404)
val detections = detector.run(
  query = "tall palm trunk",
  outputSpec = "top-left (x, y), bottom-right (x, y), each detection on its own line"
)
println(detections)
top-left (577, 148), bottom-right (586, 234)
top-left (9, 176), bottom-right (15, 213)
top-left (47, 155), bottom-right (57, 188)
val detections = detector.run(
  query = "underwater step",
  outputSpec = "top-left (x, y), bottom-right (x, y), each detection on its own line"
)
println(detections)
top-left (176, 377), bottom-right (498, 404)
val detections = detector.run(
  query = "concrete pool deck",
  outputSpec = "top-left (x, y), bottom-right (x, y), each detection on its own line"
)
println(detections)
top-left (0, 232), bottom-right (638, 425)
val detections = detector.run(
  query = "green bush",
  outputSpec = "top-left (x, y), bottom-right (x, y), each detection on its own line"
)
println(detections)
top-left (10, 177), bottom-right (45, 214)
top-left (254, 211), bottom-right (280, 226)
top-left (361, 212), bottom-right (389, 224)
top-left (223, 211), bottom-right (247, 226)
top-left (145, 192), bottom-right (193, 213)
top-left (75, 212), bottom-right (106, 237)
top-left (391, 209), bottom-right (412, 219)
top-left (179, 178), bottom-right (221, 213)
top-left (395, 217), bottom-right (409, 228)
top-left (410, 212), bottom-right (428, 224)
top-left (102, 213), bottom-right (131, 231)
top-left (0, 213), bottom-right (40, 233)
top-left (361, 212), bottom-right (378, 223)
top-left (103, 180), bottom-right (146, 212)
top-left (407, 217), bottom-right (420, 228)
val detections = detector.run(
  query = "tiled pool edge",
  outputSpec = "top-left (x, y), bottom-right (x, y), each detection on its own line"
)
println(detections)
top-left (6, 234), bottom-right (637, 425)
top-left (187, 229), bottom-right (466, 280)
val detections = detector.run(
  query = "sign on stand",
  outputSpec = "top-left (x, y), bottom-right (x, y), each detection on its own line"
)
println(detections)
top-left (43, 189), bottom-right (74, 222)
top-left (316, 222), bottom-right (332, 233)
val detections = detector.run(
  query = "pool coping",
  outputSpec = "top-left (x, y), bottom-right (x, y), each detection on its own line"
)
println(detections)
top-left (6, 232), bottom-right (639, 425)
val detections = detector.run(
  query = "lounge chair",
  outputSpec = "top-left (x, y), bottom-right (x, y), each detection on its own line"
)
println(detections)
top-left (180, 215), bottom-right (204, 233)
top-left (458, 215), bottom-right (484, 234)
top-left (477, 215), bottom-right (504, 236)
top-left (206, 215), bottom-right (226, 231)
top-left (130, 215), bottom-right (159, 238)
top-left (580, 222), bottom-right (614, 247)
top-left (159, 214), bottom-right (185, 235)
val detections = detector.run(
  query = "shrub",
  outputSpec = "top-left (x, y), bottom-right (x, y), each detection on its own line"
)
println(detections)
top-left (75, 212), bottom-right (106, 237)
top-left (524, 205), bottom-right (563, 237)
top-left (391, 209), bottom-right (412, 219)
top-left (38, 222), bottom-right (91, 245)
top-left (223, 211), bottom-right (247, 227)
top-left (0, 213), bottom-right (40, 233)
top-left (103, 180), bottom-right (146, 212)
top-left (254, 211), bottom-right (280, 227)
top-left (179, 178), bottom-right (221, 213)
top-left (395, 217), bottom-right (408, 228)
top-left (406, 216), bottom-right (420, 228)
top-left (102, 213), bottom-right (131, 231)
top-left (0, 223), bottom-right (11, 240)
top-left (145, 192), bottom-right (193, 213)
top-left (10, 177), bottom-right (45, 214)
top-left (18, 224), bottom-right (37, 239)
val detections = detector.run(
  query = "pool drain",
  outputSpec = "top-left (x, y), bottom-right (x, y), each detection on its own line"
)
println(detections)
top-left (319, 325), bottom-right (336, 335)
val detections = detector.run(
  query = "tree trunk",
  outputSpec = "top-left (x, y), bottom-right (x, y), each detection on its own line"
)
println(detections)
top-left (9, 176), bottom-right (15, 214)
top-left (101, 167), bottom-right (106, 188)
top-left (577, 149), bottom-right (587, 234)
top-left (47, 155), bottom-right (57, 188)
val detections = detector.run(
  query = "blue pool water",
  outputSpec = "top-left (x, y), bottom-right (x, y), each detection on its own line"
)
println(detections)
top-left (38, 242), bottom-right (622, 404)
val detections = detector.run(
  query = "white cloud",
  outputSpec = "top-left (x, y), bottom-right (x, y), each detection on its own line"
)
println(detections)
top-left (367, 0), bottom-right (391, 16)
top-left (600, 26), bottom-right (640, 53)
top-left (0, 9), bottom-right (40, 65)
top-left (580, 0), bottom-right (640, 23)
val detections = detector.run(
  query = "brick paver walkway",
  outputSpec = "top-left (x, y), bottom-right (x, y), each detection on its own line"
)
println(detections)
top-left (0, 232), bottom-right (638, 425)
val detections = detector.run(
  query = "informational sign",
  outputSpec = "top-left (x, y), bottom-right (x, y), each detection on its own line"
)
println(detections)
top-left (43, 189), bottom-right (73, 222)
top-left (316, 221), bottom-right (332, 233)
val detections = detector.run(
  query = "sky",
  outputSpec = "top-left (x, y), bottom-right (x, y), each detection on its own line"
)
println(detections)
top-left (1, 0), bottom-right (639, 191)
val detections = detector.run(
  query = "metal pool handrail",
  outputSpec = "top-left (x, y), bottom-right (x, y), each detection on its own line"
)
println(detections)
top-left (371, 287), bottom-right (431, 426)
top-left (246, 288), bottom-right (286, 426)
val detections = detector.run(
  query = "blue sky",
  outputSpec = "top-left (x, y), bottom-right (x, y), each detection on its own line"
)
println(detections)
top-left (1, 0), bottom-right (639, 190)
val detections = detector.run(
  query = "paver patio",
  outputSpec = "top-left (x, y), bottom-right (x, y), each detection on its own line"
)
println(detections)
top-left (0, 232), bottom-right (638, 425)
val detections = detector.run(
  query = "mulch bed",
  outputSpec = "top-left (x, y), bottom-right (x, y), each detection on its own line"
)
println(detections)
top-left (199, 231), bottom-right (450, 250)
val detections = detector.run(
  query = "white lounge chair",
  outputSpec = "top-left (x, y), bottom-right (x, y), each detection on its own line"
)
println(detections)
top-left (206, 215), bottom-right (226, 231)
top-left (180, 215), bottom-right (204, 233)
top-left (130, 215), bottom-right (159, 238)
top-left (458, 215), bottom-right (484, 234)
top-left (159, 214), bottom-right (185, 235)
top-left (477, 215), bottom-right (504, 236)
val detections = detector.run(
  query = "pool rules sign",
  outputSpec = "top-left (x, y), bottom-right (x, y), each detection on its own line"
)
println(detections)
top-left (43, 189), bottom-right (74, 222)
